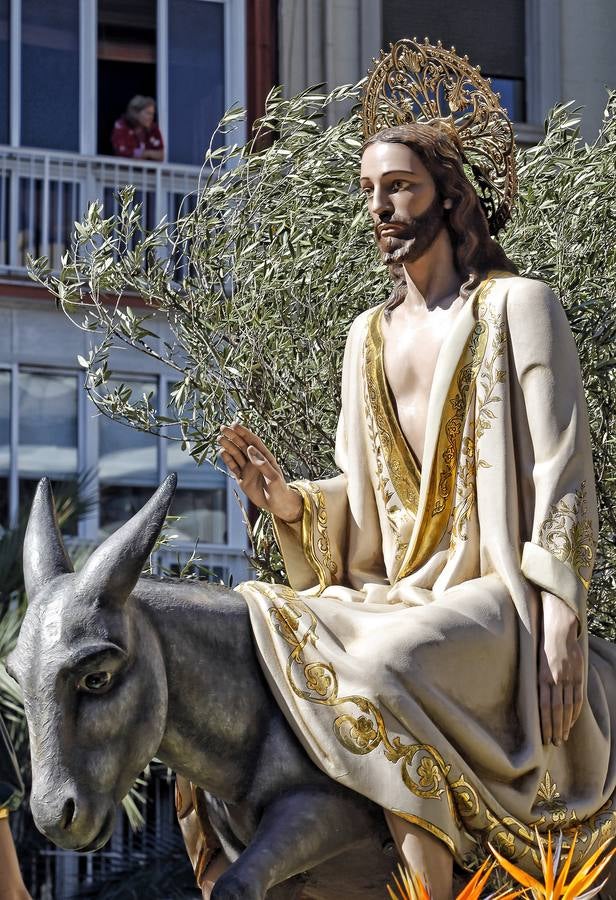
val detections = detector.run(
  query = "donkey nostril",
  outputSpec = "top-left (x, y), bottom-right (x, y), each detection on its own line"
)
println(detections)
top-left (61, 798), bottom-right (76, 831)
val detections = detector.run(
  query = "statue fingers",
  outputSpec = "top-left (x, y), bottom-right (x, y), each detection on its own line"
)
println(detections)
top-left (230, 423), bottom-right (282, 472)
top-left (217, 434), bottom-right (248, 470)
top-left (539, 680), bottom-right (552, 745)
top-left (550, 683), bottom-right (564, 746)
top-left (218, 450), bottom-right (242, 480)
top-left (562, 682), bottom-right (574, 741)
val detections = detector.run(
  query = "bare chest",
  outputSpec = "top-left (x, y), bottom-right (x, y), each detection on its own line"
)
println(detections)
top-left (381, 305), bottom-right (458, 462)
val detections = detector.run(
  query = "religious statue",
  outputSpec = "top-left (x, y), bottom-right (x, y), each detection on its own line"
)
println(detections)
top-left (8, 38), bottom-right (616, 900)
top-left (213, 38), bottom-right (616, 898)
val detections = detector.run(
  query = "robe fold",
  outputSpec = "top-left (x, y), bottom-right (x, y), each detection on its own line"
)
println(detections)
top-left (238, 272), bottom-right (616, 873)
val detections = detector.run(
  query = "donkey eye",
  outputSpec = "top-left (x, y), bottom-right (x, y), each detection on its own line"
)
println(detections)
top-left (79, 671), bottom-right (112, 693)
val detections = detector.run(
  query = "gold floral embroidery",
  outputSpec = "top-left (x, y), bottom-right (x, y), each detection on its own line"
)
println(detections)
top-left (535, 771), bottom-right (568, 824)
top-left (289, 480), bottom-right (338, 593)
top-left (238, 578), bottom-right (616, 875)
top-left (363, 308), bottom-right (418, 562)
top-left (538, 482), bottom-right (595, 589)
top-left (450, 295), bottom-right (507, 549)
top-left (365, 306), bottom-right (422, 515)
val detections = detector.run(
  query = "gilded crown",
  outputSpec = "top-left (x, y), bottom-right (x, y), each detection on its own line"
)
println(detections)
top-left (361, 37), bottom-right (517, 235)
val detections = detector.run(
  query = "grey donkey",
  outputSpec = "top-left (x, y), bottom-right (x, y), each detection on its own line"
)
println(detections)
top-left (8, 475), bottom-right (398, 899)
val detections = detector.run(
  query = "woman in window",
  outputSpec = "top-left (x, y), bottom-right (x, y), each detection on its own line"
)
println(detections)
top-left (111, 95), bottom-right (164, 161)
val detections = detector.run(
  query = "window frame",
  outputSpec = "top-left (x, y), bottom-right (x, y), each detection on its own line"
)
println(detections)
top-left (5, 0), bottom-right (247, 157)
top-left (0, 360), bottom-right (244, 558)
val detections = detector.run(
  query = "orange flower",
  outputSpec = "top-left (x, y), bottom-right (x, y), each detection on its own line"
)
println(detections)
top-left (489, 829), bottom-right (615, 900)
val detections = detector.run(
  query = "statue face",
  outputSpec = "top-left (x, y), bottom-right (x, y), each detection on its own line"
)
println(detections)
top-left (360, 141), bottom-right (447, 265)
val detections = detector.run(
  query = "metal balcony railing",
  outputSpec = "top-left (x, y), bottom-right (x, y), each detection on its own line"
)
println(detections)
top-left (0, 145), bottom-right (201, 275)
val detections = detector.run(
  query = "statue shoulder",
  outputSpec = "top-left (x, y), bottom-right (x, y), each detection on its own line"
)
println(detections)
top-left (345, 304), bottom-right (382, 346)
top-left (501, 276), bottom-right (571, 348)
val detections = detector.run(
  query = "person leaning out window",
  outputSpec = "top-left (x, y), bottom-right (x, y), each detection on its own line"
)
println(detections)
top-left (111, 95), bottom-right (164, 161)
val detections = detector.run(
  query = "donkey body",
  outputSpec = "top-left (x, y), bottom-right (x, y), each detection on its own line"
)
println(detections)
top-left (8, 477), bottom-right (394, 899)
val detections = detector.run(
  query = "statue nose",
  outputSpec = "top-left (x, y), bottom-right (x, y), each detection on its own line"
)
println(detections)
top-left (61, 797), bottom-right (77, 831)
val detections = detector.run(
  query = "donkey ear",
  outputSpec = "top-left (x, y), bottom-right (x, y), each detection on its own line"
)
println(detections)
top-left (78, 474), bottom-right (177, 605)
top-left (23, 478), bottom-right (74, 601)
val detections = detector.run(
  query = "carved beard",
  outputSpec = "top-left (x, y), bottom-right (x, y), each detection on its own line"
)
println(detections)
top-left (375, 195), bottom-right (446, 265)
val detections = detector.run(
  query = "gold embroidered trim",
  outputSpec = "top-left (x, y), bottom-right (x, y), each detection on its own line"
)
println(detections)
top-left (397, 279), bottom-right (495, 579)
top-left (534, 771), bottom-right (568, 825)
top-left (365, 307), bottom-right (422, 515)
top-left (246, 579), bottom-right (616, 874)
top-left (291, 480), bottom-right (338, 593)
top-left (449, 298), bottom-right (508, 549)
top-left (0, 807), bottom-right (9, 820)
top-left (537, 482), bottom-right (595, 589)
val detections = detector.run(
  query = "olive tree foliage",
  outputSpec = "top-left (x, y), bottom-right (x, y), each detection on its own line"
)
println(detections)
top-left (29, 86), bottom-right (616, 636)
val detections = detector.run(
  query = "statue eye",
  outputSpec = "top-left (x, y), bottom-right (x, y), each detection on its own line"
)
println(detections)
top-left (80, 671), bottom-right (112, 693)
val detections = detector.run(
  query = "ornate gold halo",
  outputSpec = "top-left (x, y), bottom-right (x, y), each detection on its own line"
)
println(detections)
top-left (361, 37), bottom-right (517, 235)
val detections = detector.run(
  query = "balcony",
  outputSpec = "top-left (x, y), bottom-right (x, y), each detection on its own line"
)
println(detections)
top-left (0, 144), bottom-right (201, 275)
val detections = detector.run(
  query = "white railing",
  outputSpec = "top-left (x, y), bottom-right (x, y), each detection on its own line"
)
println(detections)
top-left (0, 145), bottom-right (202, 274)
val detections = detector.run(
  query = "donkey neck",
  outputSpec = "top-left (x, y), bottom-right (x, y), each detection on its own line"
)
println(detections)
top-left (135, 577), bottom-right (273, 802)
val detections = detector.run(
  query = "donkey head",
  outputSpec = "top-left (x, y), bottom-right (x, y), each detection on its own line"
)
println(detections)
top-left (7, 475), bottom-right (176, 851)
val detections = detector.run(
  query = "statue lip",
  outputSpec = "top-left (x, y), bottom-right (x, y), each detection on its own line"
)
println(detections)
top-left (73, 807), bottom-right (115, 853)
top-left (378, 223), bottom-right (406, 237)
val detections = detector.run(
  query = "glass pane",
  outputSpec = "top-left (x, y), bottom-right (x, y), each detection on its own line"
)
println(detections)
top-left (168, 0), bottom-right (225, 164)
top-left (0, 369), bottom-right (10, 475)
top-left (490, 78), bottom-right (525, 123)
top-left (99, 484), bottom-right (156, 539)
top-left (167, 438), bottom-right (226, 490)
top-left (21, 0), bottom-right (80, 150)
top-left (98, 379), bottom-right (158, 484)
top-left (0, 0), bottom-right (9, 144)
top-left (170, 487), bottom-right (227, 544)
top-left (18, 372), bottom-right (78, 477)
top-left (19, 477), bottom-right (78, 535)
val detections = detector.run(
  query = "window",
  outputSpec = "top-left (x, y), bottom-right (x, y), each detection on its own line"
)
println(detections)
top-left (168, 0), bottom-right (225, 164)
top-left (382, 0), bottom-right (526, 122)
top-left (168, 433), bottom-right (227, 543)
top-left (0, 369), bottom-right (9, 526)
top-left (21, 0), bottom-right (80, 150)
top-left (97, 0), bottom-right (157, 156)
top-left (0, 0), bottom-right (9, 144)
top-left (18, 370), bottom-right (79, 532)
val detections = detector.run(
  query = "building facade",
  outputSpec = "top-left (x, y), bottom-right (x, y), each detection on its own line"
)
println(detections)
top-left (0, 0), bottom-right (252, 590)
top-left (278, 0), bottom-right (615, 142)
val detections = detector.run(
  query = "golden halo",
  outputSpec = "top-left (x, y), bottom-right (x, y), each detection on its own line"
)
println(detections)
top-left (361, 37), bottom-right (517, 235)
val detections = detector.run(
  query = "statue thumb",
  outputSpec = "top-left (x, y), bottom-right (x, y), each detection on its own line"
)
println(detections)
top-left (247, 445), bottom-right (265, 465)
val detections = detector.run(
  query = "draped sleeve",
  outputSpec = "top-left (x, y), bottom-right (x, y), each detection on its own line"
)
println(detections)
top-left (272, 310), bottom-right (387, 594)
top-left (507, 279), bottom-right (598, 624)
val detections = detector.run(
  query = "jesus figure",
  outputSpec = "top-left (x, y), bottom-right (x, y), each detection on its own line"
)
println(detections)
top-left (213, 112), bottom-right (616, 898)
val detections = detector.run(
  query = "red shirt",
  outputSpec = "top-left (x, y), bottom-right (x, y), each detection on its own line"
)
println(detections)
top-left (111, 117), bottom-right (165, 159)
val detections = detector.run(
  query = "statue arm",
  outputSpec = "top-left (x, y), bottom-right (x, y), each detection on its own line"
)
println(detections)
top-left (507, 279), bottom-right (598, 626)
top-left (507, 279), bottom-right (596, 743)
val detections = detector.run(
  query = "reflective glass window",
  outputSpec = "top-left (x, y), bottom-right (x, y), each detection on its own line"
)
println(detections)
top-left (21, 0), bottom-right (80, 150)
top-left (168, 0), bottom-right (225, 164)
top-left (0, 369), bottom-right (10, 526)
top-left (18, 371), bottom-right (79, 534)
top-left (98, 378), bottom-right (158, 536)
top-left (0, 0), bottom-right (9, 144)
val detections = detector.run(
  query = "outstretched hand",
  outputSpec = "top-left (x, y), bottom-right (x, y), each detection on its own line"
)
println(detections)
top-left (217, 422), bottom-right (303, 523)
top-left (538, 591), bottom-right (584, 746)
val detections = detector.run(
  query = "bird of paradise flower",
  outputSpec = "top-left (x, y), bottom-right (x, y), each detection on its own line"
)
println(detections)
top-left (387, 829), bottom-right (615, 900)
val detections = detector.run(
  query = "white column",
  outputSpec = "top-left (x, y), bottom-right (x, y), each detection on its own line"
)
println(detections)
top-left (525, 0), bottom-right (561, 127)
top-left (79, 0), bottom-right (97, 155)
top-left (9, 0), bottom-right (21, 147)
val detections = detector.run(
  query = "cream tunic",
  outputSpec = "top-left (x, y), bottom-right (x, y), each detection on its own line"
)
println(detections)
top-left (238, 272), bottom-right (616, 872)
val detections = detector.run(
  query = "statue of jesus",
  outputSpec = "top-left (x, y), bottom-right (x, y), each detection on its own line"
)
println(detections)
top-left (212, 40), bottom-right (616, 900)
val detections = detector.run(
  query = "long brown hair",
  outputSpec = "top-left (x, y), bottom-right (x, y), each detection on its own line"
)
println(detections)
top-left (362, 123), bottom-right (518, 309)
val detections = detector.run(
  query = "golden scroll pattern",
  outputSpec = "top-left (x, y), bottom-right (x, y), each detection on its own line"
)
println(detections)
top-left (239, 579), bottom-right (616, 874)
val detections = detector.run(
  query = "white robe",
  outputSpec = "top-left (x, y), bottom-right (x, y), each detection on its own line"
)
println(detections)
top-left (238, 272), bottom-right (616, 873)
